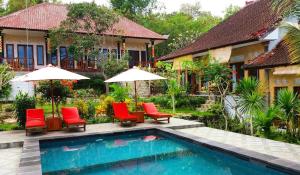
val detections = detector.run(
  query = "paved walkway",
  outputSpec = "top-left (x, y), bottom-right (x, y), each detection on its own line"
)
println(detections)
top-left (0, 148), bottom-right (21, 175)
top-left (0, 118), bottom-right (202, 146)
top-left (179, 127), bottom-right (300, 164)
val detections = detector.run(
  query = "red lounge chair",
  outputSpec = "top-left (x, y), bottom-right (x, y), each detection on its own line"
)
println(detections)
top-left (142, 103), bottom-right (171, 123)
top-left (61, 107), bottom-right (86, 131)
top-left (25, 109), bottom-right (47, 136)
top-left (112, 102), bottom-right (137, 125)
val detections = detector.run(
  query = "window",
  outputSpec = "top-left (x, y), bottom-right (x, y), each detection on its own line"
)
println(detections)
top-left (294, 87), bottom-right (300, 97)
top-left (17, 45), bottom-right (33, 67)
top-left (99, 48), bottom-right (109, 59)
top-left (6, 44), bottom-right (14, 59)
top-left (248, 69), bottom-right (259, 80)
top-left (128, 50), bottom-right (139, 68)
top-left (37, 45), bottom-right (44, 65)
top-left (111, 49), bottom-right (117, 59)
top-left (59, 47), bottom-right (68, 61)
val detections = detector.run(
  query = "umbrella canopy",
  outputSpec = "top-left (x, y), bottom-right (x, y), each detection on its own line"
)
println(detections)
top-left (11, 64), bottom-right (89, 118)
top-left (105, 67), bottom-right (166, 83)
top-left (11, 64), bottom-right (89, 82)
top-left (105, 67), bottom-right (166, 108)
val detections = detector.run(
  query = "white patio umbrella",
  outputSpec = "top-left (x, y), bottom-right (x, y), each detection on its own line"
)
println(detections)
top-left (11, 64), bottom-right (89, 118)
top-left (105, 66), bottom-right (166, 107)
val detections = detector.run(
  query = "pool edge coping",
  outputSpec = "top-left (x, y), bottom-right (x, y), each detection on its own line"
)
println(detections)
top-left (17, 126), bottom-right (300, 175)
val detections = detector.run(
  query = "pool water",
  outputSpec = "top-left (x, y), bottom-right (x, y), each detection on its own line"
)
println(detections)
top-left (40, 131), bottom-right (290, 175)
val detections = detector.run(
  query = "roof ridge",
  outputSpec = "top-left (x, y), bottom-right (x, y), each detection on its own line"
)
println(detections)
top-left (0, 2), bottom-right (64, 21)
top-left (120, 16), bottom-right (165, 38)
top-left (159, 0), bottom-right (283, 61)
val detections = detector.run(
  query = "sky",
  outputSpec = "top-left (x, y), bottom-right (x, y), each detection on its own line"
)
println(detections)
top-left (61, 0), bottom-right (249, 17)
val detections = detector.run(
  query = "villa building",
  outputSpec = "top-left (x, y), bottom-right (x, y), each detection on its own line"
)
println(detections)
top-left (0, 3), bottom-right (166, 98)
top-left (159, 0), bottom-right (298, 104)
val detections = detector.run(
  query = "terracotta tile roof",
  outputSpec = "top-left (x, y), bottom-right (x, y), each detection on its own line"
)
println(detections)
top-left (159, 0), bottom-right (283, 61)
top-left (0, 3), bottom-right (166, 40)
top-left (244, 41), bottom-right (291, 69)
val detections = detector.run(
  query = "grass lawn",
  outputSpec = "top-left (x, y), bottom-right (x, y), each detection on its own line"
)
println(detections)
top-left (36, 103), bottom-right (75, 116)
top-left (0, 123), bottom-right (20, 131)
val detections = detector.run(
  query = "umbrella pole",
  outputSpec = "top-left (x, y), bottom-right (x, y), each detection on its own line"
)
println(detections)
top-left (50, 80), bottom-right (55, 118)
top-left (134, 81), bottom-right (138, 110)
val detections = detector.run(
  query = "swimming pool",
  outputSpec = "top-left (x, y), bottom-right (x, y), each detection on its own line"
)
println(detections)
top-left (40, 129), bottom-right (294, 175)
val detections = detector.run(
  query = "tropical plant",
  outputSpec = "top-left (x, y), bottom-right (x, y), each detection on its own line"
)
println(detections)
top-left (0, 63), bottom-right (15, 99)
top-left (96, 95), bottom-right (115, 117)
top-left (254, 106), bottom-right (281, 135)
top-left (203, 61), bottom-right (231, 130)
top-left (166, 79), bottom-right (184, 113)
top-left (276, 89), bottom-right (300, 136)
top-left (36, 81), bottom-right (71, 117)
top-left (14, 92), bottom-right (35, 128)
top-left (236, 77), bottom-right (264, 135)
top-left (109, 84), bottom-right (130, 102)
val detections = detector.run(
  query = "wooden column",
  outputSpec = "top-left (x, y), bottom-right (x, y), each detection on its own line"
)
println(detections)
top-left (44, 35), bottom-right (49, 65)
top-left (151, 40), bottom-right (155, 67)
top-left (122, 38), bottom-right (126, 56)
top-left (117, 42), bottom-right (121, 59)
top-left (145, 43), bottom-right (149, 65)
top-left (0, 30), bottom-right (4, 59)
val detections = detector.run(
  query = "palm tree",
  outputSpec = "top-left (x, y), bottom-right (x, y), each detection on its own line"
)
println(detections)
top-left (236, 77), bottom-right (265, 135)
top-left (272, 0), bottom-right (300, 63)
top-left (276, 89), bottom-right (300, 136)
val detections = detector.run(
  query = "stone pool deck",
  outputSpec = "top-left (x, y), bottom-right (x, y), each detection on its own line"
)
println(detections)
top-left (2, 119), bottom-right (300, 174)
top-left (179, 127), bottom-right (300, 164)
top-left (0, 118), bottom-right (202, 147)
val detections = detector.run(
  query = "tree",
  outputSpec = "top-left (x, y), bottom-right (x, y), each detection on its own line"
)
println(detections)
top-left (110, 0), bottom-right (157, 19)
top-left (50, 3), bottom-right (118, 60)
top-left (0, 63), bottom-right (15, 99)
top-left (168, 30), bottom-right (202, 51)
top-left (272, 0), bottom-right (300, 63)
top-left (139, 12), bottom-right (221, 56)
top-left (6, 0), bottom-right (59, 14)
top-left (203, 61), bottom-right (232, 130)
top-left (223, 5), bottom-right (240, 19)
top-left (49, 2), bottom-right (120, 93)
top-left (236, 77), bottom-right (264, 135)
top-left (180, 2), bottom-right (203, 18)
top-left (167, 79), bottom-right (183, 113)
top-left (36, 81), bottom-right (72, 117)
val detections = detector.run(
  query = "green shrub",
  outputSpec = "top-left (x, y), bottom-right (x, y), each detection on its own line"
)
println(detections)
top-left (87, 116), bottom-right (113, 124)
top-left (0, 123), bottom-right (21, 131)
top-left (109, 84), bottom-right (130, 102)
top-left (74, 99), bottom-right (88, 119)
top-left (75, 89), bottom-right (97, 98)
top-left (14, 93), bottom-right (35, 128)
top-left (74, 75), bottom-right (105, 94)
top-left (143, 95), bottom-right (206, 109)
top-left (87, 100), bottom-right (96, 119)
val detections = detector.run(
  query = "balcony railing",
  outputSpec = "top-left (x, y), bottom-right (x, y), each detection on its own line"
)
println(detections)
top-left (0, 57), bottom-right (34, 71)
top-left (60, 58), bottom-right (99, 72)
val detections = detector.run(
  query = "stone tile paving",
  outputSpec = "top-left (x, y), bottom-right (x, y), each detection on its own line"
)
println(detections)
top-left (0, 148), bottom-right (21, 175)
top-left (178, 127), bottom-right (300, 164)
top-left (0, 118), bottom-right (202, 145)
